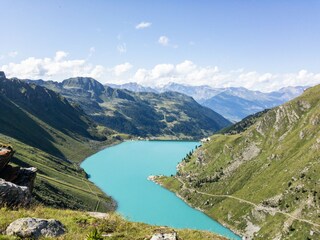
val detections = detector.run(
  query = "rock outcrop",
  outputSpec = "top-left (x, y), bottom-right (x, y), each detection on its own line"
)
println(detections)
top-left (150, 231), bottom-right (178, 240)
top-left (0, 145), bottom-right (14, 171)
top-left (0, 179), bottom-right (32, 207)
top-left (0, 145), bottom-right (36, 207)
top-left (6, 218), bottom-right (65, 239)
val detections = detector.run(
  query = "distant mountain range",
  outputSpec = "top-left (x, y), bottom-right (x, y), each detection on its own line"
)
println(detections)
top-left (26, 77), bottom-right (231, 139)
top-left (107, 82), bottom-right (307, 122)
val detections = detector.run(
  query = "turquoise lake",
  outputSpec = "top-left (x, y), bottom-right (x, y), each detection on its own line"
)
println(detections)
top-left (81, 141), bottom-right (241, 240)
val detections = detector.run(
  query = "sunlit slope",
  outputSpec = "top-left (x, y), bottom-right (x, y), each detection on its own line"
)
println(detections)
top-left (160, 85), bottom-right (320, 239)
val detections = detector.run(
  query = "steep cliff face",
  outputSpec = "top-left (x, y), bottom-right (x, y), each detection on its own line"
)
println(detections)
top-left (160, 85), bottom-right (320, 239)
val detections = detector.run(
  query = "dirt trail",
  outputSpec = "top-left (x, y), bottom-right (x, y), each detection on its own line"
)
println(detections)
top-left (175, 177), bottom-right (320, 228)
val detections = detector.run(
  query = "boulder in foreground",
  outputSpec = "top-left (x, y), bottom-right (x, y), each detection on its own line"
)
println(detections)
top-left (6, 217), bottom-right (65, 239)
top-left (150, 231), bottom-right (178, 240)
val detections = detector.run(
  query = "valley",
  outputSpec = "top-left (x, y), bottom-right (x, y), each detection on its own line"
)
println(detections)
top-left (0, 71), bottom-right (233, 239)
top-left (1, 2), bottom-right (319, 239)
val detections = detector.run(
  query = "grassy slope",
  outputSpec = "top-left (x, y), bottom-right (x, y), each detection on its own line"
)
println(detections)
top-left (0, 132), bottom-right (118, 212)
top-left (0, 206), bottom-right (226, 240)
top-left (0, 76), bottom-right (119, 211)
top-left (158, 85), bottom-right (320, 239)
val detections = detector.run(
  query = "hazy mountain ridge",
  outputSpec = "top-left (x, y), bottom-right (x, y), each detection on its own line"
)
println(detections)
top-left (107, 82), bottom-right (159, 93)
top-left (27, 77), bottom-right (231, 139)
top-left (108, 82), bottom-right (307, 122)
top-left (158, 84), bottom-right (320, 239)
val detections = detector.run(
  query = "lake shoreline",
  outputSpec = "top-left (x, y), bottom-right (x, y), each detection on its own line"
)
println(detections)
top-left (149, 175), bottom-right (243, 240)
top-left (82, 140), bottom-right (241, 239)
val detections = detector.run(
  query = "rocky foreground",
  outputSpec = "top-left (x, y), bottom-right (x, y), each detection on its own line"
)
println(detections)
top-left (0, 144), bottom-right (36, 207)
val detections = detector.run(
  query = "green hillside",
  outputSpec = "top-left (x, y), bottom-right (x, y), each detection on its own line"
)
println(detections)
top-left (158, 85), bottom-right (320, 239)
top-left (0, 72), bottom-right (118, 211)
top-left (0, 206), bottom-right (225, 240)
top-left (0, 71), bottom-right (225, 239)
top-left (28, 77), bottom-right (231, 139)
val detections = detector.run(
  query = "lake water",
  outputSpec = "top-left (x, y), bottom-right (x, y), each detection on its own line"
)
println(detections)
top-left (81, 141), bottom-right (241, 240)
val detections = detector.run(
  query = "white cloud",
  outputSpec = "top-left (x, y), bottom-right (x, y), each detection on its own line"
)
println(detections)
top-left (2, 53), bottom-right (320, 91)
top-left (127, 61), bottom-right (320, 91)
top-left (158, 36), bottom-right (169, 46)
top-left (112, 62), bottom-right (133, 76)
top-left (54, 51), bottom-right (68, 61)
top-left (117, 43), bottom-right (127, 54)
top-left (8, 51), bottom-right (18, 58)
top-left (135, 22), bottom-right (152, 29)
top-left (1, 51), bottom-right (105, 80)
top-left (151, 64), bottom-right (174, 78)
top-left (176, 60), bottom-right (197, 74)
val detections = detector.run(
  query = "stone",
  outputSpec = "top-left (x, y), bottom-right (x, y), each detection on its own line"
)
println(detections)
top-left (12, 167), bottom-right (37, 191)
top-left (150, 232), bottom-right (178, 240)
top-left (0, 145), bottom-right (37, 207)
top-left (0, 179), bottom-right (31, 207)
top-left (0, 167), bottom-right (36, 207)
top-left (0, 165), bottom-right (20, 182)
top-left (6, 217), bottom-right (65, 239)
top-left (87, 212), bottom-right (109, 219)
top-left (0, 146), bottom-right (14, 172)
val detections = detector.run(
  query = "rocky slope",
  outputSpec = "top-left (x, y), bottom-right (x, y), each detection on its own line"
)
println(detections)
top-left (28, 77), bottom-right (231, 139)
top-left (158, 85), bottom-right (320, 239)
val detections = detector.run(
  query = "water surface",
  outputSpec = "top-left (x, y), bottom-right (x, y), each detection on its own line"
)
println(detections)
top-left (81, 141), bottom-right (241, 240)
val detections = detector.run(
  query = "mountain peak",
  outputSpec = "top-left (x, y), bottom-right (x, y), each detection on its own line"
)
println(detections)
top-left (0, 71), bottom-right (6, 79)
top-left (62, 77), bottom-right (105, 94)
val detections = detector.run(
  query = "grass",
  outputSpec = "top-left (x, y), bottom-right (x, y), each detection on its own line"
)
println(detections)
top-left (157, 85), bottom-right (320, 239)
top-left (0, 133), bottom-right (118, 212)
top-left (0, 206), bottom-right (226, 240)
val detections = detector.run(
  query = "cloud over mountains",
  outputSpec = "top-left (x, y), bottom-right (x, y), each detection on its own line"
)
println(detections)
top-left (1, 53), bottom-right (320, 91)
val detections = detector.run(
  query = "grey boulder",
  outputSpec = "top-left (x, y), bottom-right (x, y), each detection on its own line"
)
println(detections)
top-left (6, 217), bottom-right (65, 239)
top-left (150, 232), bottom-right (178, 240)
top-left (0, 179), bottom-right (31, 207)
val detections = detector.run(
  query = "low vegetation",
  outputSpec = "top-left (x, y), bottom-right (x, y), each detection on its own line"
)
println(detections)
top-left (158, 85), bottom-right (320, 239)
top-left (0, 206), bottom-right (226, 240)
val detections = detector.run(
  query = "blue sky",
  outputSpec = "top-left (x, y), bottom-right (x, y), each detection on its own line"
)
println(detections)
top-left (1, 0), bottom-right (320, 91)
